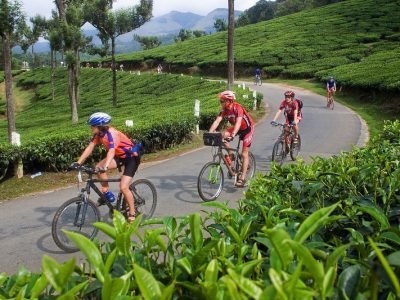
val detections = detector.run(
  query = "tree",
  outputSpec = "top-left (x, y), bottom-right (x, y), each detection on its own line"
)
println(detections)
top-left (236, 0), bottom-right (278, 26)
top-left (20, 15), bottom-right (47, 68)
top-left (174, 28), bottom-right (193, 42)
top-left (84, 0), bottom-right (153, 107)
top-left (214, 18), bottom-right (227, 32)
top-left (133, 34), bottom-right (161, 50)
top-left (227, 0), bottom-right (235, 90)
top-left (0, 0), bottom-right (26, 142)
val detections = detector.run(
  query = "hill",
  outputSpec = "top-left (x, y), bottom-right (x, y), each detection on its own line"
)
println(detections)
top-left (114, 0), bottom-right (400, 92)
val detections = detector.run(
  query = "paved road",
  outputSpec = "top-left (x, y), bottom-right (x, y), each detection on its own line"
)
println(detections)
top-left (0, 83), bottom-right (368, 275)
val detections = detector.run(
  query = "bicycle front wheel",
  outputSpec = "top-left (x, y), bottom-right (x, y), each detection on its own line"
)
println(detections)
top-left (330, 97), bottom-right (335, 110)
top-left (272, 140), bottom-right (285, 166)
top-left (197, 162), bottom-right (224, 202)
top-left (290, 134), bottom-right (301, 161)
top-left (129, 179), bottom-right (157, 220)
top-left (52, 197), bottom-right (100, 253)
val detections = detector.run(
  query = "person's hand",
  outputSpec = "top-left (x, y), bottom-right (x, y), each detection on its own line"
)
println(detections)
top-left (270, 121), bottom-right (277, 126)
top-left (69, 162), bottom-right (81, 169)
top-left (225, 135), bottom-right (234, 142)
top-left (95, 166), bottom-right (107, 173)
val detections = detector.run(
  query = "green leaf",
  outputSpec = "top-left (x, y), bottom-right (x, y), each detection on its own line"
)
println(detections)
top-left (264, 228), bottom-right (293, 270)
top-left (337, 265), bottom-right (361, 300)
top-left (369, 237), bottom-right (400, 298)
top-left (190, 213), bottom-right (203, 252)
top-left (381, 232), bottom-right (400, 246)
top-left (286, 240), bottom-right (325, 289)
top-left (94, 222), bottom-right (117, 239)
top-left (177, 257), bottom-right (192, 275)
top-left (322, 267), bottom-right (336, 299)
top-left (64, 230), bottom-right (105, 283)
top-left (356, 205), bottom-right (390, 229)
top-left (269, 268), bottom-right (288, 300)
top-left (205, 259), bottom-right (218, 283)
top-left (294, 204), bottom-right (337, 244)
top-left (41, 256), bottom-right (75, 293)
top-left (133, 264), bottom-right (162, 300)
top-left (326, 244), bottom-right (350, 269)
top-left (102, 271), bottom-right (132, 299)
top-left (30, 274), bottom-right (48, 298)
top-left (227, 269), bottom-right (262, 299)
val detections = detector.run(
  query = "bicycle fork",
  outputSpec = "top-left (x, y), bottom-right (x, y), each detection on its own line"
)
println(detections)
top-left (208, 164), bottom-right (221, 184)
top-left (74, 194), bottom-right (89, 228)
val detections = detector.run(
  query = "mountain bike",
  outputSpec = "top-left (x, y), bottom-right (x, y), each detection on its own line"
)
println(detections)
top-left (197, 132), bottom-right (256, 202)
top-left (271, 122), bottom-right (301, 166)
top-left (327, 90), bottom-right (335, 110)
top-left (52, 165), bottom-right (157, 253)
top-left (254, 74), bottom-right (262, 86)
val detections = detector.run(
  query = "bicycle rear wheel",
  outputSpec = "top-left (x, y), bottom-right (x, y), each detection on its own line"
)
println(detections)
top-left (197, 162), bottom-right (224, 202)
top-left (129, 179), bottom-right (157, 219)
top-left (272, 140), bottom-right (285, 166)
top-left (330, 96), bottom-right (335, 110)
top-left (290, 134), bottom-right (301, 161)
top-left (52, 197), bottom-right (100, 253)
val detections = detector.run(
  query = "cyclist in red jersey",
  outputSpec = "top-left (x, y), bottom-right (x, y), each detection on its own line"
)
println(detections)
top-left (72, 112), bottom-right (141, 223)
top-left (271, 90), bottom-right (301, 143)
top-left (209, 90), bottom-right (255, 187)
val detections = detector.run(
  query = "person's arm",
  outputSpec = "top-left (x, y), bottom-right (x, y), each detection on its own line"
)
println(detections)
top-left (272, 109), bottom-right (282, 122)
top-left (103, 148), bottom-right (116, 170)
top-left (209, 115), bottom-right (223, 132)
top-left (77, 142), bottom-right (96, 165)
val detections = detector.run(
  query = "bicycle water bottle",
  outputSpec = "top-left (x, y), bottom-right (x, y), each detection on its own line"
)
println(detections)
top-left (225, 154), bottom-right (232, 166)
top-left (103, 190), bottom-right (116, 203)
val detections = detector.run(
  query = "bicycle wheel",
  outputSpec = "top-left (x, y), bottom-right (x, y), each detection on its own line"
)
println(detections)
top-left (129, 179), bottom-right (157, 219)
top-left (237, 152), bottom-right (256, 181)
top-left (290, 134), bottom-right (301, 161)
top-left (272, 140), bottom-right (285, 166)
top-left (330, 96), bottom-right (335, 110)
top-left (52, 196), bottom-right (100, 253)
top-left (197, 162), bottom-right (224, 202)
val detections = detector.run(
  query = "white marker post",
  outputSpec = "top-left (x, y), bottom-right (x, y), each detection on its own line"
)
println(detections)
top-left (11, 132), bottom-right (23, 179)
top-left (242, 82), bottom-right (246, 90)
top-left (194, 99), bottom-right (200, 134)
top-left (125, 120), bottom-right (134, 127)
top-left (253, 91), bottom-right (257, 111)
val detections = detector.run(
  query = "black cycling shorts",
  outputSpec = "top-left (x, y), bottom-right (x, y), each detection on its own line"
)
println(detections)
top-left (115, 156), bottom-right (140, 177)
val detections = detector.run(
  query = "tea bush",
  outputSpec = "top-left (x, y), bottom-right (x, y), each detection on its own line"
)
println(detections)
top-left (1, 121), bottom-right (399, 299)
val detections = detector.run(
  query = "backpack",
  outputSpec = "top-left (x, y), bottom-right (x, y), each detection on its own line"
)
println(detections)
top-left (295, 98), bottom-right (303, 110)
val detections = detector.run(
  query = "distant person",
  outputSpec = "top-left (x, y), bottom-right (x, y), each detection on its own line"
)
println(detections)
top-left (255, 68), bottom-right (262, 85)
top-left (326, 76), bottom-right (336, 106)
top-left (157, 64), bottom-right (163, 74)
top-left (72, 112), bottom-right (142, 223)
top-left (209, 91), bottom-right (255, 188)
top-left (271, 90), bottom-right (301, 144)
top-left (120, 64), bottom-right (124, 71)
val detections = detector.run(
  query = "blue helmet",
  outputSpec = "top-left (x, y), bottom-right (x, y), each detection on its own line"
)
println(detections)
top-left (87, 112), bottom-right (112, 126)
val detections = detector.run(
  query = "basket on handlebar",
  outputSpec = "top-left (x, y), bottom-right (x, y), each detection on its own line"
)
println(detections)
top-left (203, 132), bottom-right (223, 146)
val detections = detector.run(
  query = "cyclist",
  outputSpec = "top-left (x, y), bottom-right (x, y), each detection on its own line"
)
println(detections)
top-left (72, 112), bottom-right (141, 223)
top-left (255, 68), bottom-right (262, 83)
top-left (209, 90), bottom-right (255, 188)
top-left (326, 76), bottom-right (336, 106)
top-left (271, 90), bottom-right (301, 144)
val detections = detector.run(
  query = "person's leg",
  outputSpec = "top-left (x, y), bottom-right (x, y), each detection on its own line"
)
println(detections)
top-left (96, 158), bottom-right (117, 192)
top-left (120, 175), bottom-right (135, 219)
top-left (120, 157), bottom-right (140, 222)
top-left (240, 146), bottom-right (249, 181)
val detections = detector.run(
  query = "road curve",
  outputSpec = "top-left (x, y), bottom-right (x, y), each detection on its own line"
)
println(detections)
top-left (0, 82), bottom-right (368, 275)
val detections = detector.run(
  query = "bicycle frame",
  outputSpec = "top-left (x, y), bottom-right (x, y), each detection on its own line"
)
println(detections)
top-left (210, 138), bottom-right (243, 178)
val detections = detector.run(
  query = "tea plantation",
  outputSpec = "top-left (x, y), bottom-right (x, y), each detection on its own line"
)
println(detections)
top-left (115, 0), bottom-right (400, 92)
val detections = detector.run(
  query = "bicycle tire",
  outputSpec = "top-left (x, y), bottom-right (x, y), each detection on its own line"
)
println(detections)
top-left (197, 162), bottom-right (224, 202)
top-left (330, 96), bottom-right (335, 110)
top-left (237, 152), bottom-right (256, 180)
top-left (128, 179), bottom-right (157, 219)
top-left (52, 196), bottom-right (100, 253)
top-left (272, 140), bottom-right (285, 166)
top-left (290, 134), bottom-right (301, 161)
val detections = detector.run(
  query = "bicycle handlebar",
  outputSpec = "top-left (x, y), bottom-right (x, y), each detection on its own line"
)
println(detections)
top-left (271, 122), bottom-right (296, 127)
top-left (68, 165), bottom-right (105, 174)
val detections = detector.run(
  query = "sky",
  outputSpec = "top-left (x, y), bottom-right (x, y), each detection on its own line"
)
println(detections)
top-left (20, 0), bottom-right (259, 19)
